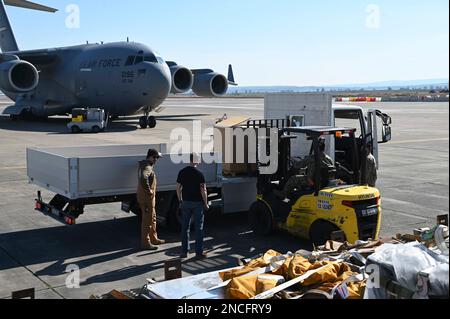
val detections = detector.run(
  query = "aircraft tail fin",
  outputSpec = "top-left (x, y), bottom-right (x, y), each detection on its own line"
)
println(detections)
top-left (0, 0), bottom-right (57, 53)
top-left (227, 64), bottom-right (237, 86)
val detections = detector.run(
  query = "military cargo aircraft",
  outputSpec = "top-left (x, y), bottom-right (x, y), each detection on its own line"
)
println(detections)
top-left (0, 0), bottom-right (236, 128)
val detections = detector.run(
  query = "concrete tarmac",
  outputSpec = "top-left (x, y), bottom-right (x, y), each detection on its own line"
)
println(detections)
top-left (0, 96), bottom-right (448, 298)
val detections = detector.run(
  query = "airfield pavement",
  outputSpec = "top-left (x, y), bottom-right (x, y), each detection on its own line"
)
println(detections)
top-left (0, 96), bottom-right (448, 298)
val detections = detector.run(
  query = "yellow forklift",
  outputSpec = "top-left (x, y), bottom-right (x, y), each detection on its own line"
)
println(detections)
top-left (249, 125), bottom-right (382, 245)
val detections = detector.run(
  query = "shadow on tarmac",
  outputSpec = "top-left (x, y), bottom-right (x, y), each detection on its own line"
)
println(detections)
top-left (0, 115), bottom-right (138, 134)
top-left (0, 212), bottom-right (311, 286)
top-left (0, 113), bottom-right (211, 133)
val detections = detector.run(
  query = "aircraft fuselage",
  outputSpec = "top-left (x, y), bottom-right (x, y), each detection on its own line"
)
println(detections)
top-left (3, 42), bottom-right (172, 117)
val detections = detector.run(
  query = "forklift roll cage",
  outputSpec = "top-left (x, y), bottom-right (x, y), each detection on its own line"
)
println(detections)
top-left (256, 125), bottom-right (365, 197)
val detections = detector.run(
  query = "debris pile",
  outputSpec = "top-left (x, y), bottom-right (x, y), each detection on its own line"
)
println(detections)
top-left (218, 217), bottom-right (449, 300)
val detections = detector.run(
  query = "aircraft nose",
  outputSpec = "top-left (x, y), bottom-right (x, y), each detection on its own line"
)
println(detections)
top-left (147, 63), bottom-right (171, 101)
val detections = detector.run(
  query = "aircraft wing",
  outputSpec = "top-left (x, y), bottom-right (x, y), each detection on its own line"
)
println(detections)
top-left (4, 0), bottom-right (57, 12)
top-left (191, 65), bottom-right (238, 85)
top-left (0, 50), bottom-right (58, 67)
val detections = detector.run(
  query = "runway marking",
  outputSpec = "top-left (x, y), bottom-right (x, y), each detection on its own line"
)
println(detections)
top-left (382, 197), bottom-right (440, 221)
top-left (386, 210), bottom-right (429, 221)
top-left (0, 166), bottom-right (26, 171)
top-left (388, 137), bottom-right (449, 145)
top-left (166, 104), bottom-right (263, 111)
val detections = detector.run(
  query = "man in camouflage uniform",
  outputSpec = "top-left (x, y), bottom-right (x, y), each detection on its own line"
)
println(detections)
top-left (275, 138), bottom-right (334, 200)
top-left (365, 142), bottom-right (378, 187)
top-left (137, 149), bottom-right (166, 251)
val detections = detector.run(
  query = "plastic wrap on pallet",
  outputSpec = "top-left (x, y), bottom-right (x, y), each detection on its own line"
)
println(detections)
top-left (364, 242), bottom-right (449, 299)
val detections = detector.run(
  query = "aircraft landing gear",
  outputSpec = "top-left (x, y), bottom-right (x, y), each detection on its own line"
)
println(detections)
top-left (139, 116), bottom-right (148, 129)
top-left (148, 116), bottom-right (157, 129)
top-left (139, 115), bottom-right (157, 129)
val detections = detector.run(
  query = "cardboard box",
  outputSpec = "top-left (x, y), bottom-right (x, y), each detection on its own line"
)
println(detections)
top-left (214, 117), bottom-right (257, 176)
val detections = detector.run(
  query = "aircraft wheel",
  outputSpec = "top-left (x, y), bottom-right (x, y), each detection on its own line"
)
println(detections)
top-left (71, 126), bottom-right (81, 134)
top-left (249, 201), bottom-right (273, 236)
top-left (148, 116), bottom-right (157, 129)
top-left (310, 220), bottom-right (341, 246)
top-left (92, 126), bottom-right (101, 133)
top-left (139, 116), bottom-right (148, 129)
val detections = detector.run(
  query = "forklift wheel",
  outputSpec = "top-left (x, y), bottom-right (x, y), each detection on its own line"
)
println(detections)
top-left (249, 201), bottom-right (273, 236)
top-left (310, 220), bottom-right (341, 246)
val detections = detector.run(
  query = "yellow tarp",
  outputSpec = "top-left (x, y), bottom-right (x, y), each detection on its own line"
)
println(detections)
top-left (221, 250), bottom-right (366, 299)
top-left (226, 274), bottom-right (283, 299)
top-left (219, 250), bottom-right (281, 281)
top-left (288, 256), bottom-right (365, 299)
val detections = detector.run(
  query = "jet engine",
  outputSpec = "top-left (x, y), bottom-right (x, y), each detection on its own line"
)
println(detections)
top-left (192, 72), bottom-right (229, 97)
top-left (0, 60), bottom-right (39, 93)
top-left (170, 65), bottom-right (193, 94)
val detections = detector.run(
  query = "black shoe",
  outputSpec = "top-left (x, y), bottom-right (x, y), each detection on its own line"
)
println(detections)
top-left (196, 253), bottom-right (208, 260)
top-left (181, 253), bottom-right (187, 258)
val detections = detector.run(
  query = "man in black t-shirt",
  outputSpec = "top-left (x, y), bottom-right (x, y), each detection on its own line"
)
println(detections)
top-left (176, 153), bottom-right (209, 259)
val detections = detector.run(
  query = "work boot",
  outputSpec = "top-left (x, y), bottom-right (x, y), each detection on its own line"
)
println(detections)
top-left (150, 221), bottom-right (165, 245)
top-left (151, 238), bottom-right (166, 245)
top-left (196, 252), bottom-right (208, 260)
top-left (142, 244), bottom-right (158, 251)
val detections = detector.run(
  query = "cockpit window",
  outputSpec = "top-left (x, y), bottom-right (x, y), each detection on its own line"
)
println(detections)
top-left (134, 56), bottom-right (144, 64)
top-left (144, 54), bottom-right (158, 63)
top-left (126, 54), bottom-right (162, 65)
top-left (125, 56), bottom-right (135, 66)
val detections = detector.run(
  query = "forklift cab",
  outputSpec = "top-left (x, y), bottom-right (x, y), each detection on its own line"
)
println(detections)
top-left (277, 126), bottom-right (361, 196)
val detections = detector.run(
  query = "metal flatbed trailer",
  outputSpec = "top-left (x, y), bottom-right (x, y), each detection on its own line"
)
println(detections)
top-left (27, 144), bottom-right (256, 226)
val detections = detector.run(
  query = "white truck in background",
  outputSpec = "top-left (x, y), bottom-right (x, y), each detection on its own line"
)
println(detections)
top-left (264, 93), bottom-right (392, 170)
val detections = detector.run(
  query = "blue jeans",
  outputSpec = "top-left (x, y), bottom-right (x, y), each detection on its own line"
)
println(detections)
top-left (180, 201), bottom-right (204, 255)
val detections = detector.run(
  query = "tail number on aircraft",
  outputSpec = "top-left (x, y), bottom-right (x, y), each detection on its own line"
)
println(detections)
top-left (122, 71), bottom-right (135, 83)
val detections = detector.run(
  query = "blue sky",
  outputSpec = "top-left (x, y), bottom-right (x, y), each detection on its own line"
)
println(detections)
top-left (6, 0), bottom-right (449, 86)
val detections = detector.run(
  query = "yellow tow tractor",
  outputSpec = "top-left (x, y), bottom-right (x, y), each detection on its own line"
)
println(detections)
top-left (249, 125), bottom-right (382, 245)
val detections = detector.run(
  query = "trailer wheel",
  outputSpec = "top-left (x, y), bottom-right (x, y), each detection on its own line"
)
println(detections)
top-left (71, 126), bottom-right (81, 134)
top-left (310, 220), bottom-right (342, 246)
top-left (249, 201), bottom-right (273, 236)
top-left (168, 197), bottom-right (182, 231)
top-left (130, 201), bottom-right (142, 217)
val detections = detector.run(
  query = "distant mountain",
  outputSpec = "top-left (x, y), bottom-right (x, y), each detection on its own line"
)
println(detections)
top-left (228, 78), bottom-right (449, 94)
